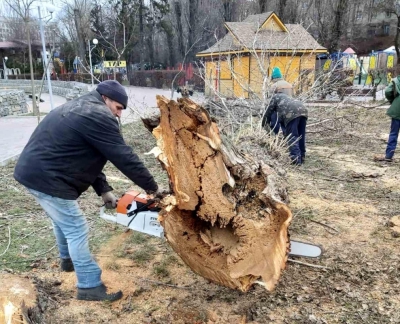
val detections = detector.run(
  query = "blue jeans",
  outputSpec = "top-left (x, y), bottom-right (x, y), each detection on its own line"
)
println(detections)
top-left (284, 116), bottom-right (307, 164)
top-left (27, 188), bottom-right (102, 289)
top-left (270, 112), bottom-right (286, 135)
top-left (386, 118), bottom-right (400, 159)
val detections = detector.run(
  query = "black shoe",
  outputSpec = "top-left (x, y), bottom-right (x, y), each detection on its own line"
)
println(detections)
top-left (77, 284), bottom-right (123, 302)
top-left (61, 258), bottom-right (74, 272)
top-left (301, 155), bottom-right (305, 163)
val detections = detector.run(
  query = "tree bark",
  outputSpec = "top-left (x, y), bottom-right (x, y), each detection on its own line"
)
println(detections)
top-left (277, 0), bottom-right (288, 19)
top-left (143, 96), bottom-right (292, 292)
top-left (187, 0), bottom-right (198, 61)
top-left (258, 0), bottom-right (268, 13)
top-left (330, 0), bottom-right (349, 52)
top-left (396, 16), bottom-right (400, 65)
top-left (161, 20), bottom-right (176, 67)
top-left (73, 9), bottom-right (86, 64)
top-left (174, 1), bottom-right (185, 60)
top-left (139, 0), bottom-right (145, 70)
top-left (223, 0), bottom-right (234, 21)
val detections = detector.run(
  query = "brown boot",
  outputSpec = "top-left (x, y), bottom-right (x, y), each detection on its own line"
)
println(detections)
top-left (373, 155), bottom-right (393, 162)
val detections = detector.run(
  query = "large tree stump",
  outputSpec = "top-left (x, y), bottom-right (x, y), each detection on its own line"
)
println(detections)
top-left (0, 274), bottom-right (39, 323)
top-left (144, 96), bottom-right (292, 292)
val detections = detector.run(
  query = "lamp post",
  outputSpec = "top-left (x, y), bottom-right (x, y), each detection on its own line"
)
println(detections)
top-left (38, 5), bottom-right (54, 110)
top-left (2, 56), bottom-right (7, 80)
top-left (88, 38), bottom-right (98, 87)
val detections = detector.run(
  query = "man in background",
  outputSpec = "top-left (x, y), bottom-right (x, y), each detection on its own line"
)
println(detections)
top-left (374, 75), bottom-right (400, 162)
top-left (269, 67), bottom-right (293, 135)
top-left (262, 92), bottom-right (308, 165)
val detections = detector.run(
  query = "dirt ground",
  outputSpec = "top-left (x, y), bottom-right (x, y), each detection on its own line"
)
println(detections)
top-left (1, 104), bottom-right (400, 323)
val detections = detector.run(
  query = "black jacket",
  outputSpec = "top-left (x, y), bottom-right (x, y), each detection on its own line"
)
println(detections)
top-left (14, 91), bottom-right (158, 200)
top-left (262, 93), bottom-right (308, 127)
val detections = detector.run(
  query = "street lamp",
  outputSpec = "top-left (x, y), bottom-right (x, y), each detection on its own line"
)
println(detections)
top-left (88, 38), bottom-right (98, 87)
top-left (38, 5), bottom-right (54, 110)
top-left (2, 56), bottom-right (7, 80)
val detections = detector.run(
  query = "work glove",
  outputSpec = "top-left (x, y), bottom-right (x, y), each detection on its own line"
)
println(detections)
top-left (101, 192), bottom-right (117, 209)
top-left (146, 187), bottom-right (170, 200)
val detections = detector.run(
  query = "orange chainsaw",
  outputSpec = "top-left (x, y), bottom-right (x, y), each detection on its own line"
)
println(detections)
top-left (100, 190), bottom-right (163, 238)
top-left (100, 191), bottom-right (322, 258)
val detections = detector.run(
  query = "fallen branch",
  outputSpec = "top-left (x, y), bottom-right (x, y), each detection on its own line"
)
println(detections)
top-left (0, 226), bottom-right (11, 257)
top-left (136, 277), bottom-right (191, 290)
top-left (32, 245), bottom-right (56, 257)
top-left (346, 100), bottom-right (389, 109)
top-left (307, 119), bottom-right (333, 128)
top-left (309, 219), bottom-right (340, 233)
top-left (288, 258), bottom-right (331, 270)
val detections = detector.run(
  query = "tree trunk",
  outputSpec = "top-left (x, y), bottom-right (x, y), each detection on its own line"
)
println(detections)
top-left (174, 1), bottom-right (185, 61)
top-left (26, 20), bottom-right (38, 122)
top-left (139, 0), bottom-right (145, 70)
top-left (258, 0), bottom-right (268, 13)
top-left (0, 274), bottom-right (39, 323)
top-left (223, 0), bottom-right (234, 21)
top-left (73, 9), bottom-right (86, 64)
top-left (277, 0), bottom-right (287, 20)
top-left (147, 25), bottom-right (155, 67)
top-left (187, 0), bottom-right (198, 61)
top-left (143, 96), bottom-right (292, 292)
top-left (396, 16), bottom-right (400, 65)
top-left (330, 0), bottom-right (348, 52)
top-left (161, 20), bottom-right (176, 67)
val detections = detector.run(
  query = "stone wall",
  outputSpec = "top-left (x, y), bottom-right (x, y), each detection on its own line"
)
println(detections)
top-left (0, 90), bottom-right (27, 117)
top-left (0, 80), bottom-right (90, 101)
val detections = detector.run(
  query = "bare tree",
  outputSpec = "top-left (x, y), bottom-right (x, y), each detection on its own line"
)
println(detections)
top-left (376, 0), bottom-right (400, 64)
top-left (4, 0), bottom-right (38, 120)
top-left (60, 0), bottom-right (92, 65)
top-left (258, 0), bottom-right (269, 13)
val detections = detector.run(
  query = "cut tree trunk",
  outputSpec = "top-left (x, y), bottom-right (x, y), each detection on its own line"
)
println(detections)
top-left (143, 96), bottom-right (292, 292)
top-left (0, 274), bottom-right (39, 323)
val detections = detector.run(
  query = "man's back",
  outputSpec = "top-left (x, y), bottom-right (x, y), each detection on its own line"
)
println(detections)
top-left (272, 79), bottom-right (293, 97)
top-left (263, 93), bottom-right (308, 127)
top-left (14, 91), bottom-right (116, 199)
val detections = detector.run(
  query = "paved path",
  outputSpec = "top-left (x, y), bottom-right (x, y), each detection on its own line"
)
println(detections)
top-left (0, 116), bottom-right (38, 166)
top-left (0, 86), bottom-right (205, 166)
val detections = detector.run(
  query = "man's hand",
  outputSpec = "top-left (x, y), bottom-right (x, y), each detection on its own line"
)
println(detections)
top-left (146, 187), bottom-right (170, 200)
top-left (101, 192), bottom-right (117, 209)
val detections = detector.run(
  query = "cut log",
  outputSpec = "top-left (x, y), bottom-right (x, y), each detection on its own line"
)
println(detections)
top-left (143, 96), bottom-right (292, 292)
top-left (0, 274), bottom-right (39, 323)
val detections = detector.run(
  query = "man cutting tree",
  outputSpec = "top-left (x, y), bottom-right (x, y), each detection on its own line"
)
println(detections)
top-left (14, 80), bottom-right (163, 302)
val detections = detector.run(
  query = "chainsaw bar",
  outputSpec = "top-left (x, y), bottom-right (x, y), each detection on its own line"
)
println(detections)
top-left (290, 240), bottom-right (322, 258)
top-left (100, 208), bottom-right (322, 258)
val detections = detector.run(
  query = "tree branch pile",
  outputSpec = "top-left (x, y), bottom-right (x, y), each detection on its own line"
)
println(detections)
top-left (143, 96), bottom-right (292, 291)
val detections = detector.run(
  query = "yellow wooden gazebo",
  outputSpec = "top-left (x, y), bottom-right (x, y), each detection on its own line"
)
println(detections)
top-left (196, 12), bottom-right (327, 98)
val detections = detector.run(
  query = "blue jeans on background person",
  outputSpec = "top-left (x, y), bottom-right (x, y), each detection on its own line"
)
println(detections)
top-left (386, 118), bottom-right (400, 159)
top-left (26, 187), bottom-right (102, 289)
top-left (284, 116), bottom-right (307, 164)
top-left (270, 111), bottom-right (286, 135)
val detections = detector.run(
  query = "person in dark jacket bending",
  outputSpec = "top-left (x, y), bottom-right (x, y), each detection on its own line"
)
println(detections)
top-left (268, 67), bottom-right (293, 135)
top-left (262, 92), bottom-right (308, 165)
top-left (14, 80), bottom-right (161, 302)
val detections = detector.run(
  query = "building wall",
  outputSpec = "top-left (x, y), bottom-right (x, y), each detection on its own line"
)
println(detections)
top-left (204, 52), bottom-right (317, 98)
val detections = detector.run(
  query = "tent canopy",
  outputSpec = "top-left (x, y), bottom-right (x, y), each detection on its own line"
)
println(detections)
top-left (343, 47), bottom-right (356, 54)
